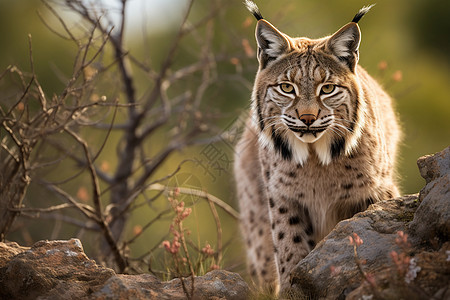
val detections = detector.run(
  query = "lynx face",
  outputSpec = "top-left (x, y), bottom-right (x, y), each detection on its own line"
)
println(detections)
top-left (253, 19), bottom-right (366, 166)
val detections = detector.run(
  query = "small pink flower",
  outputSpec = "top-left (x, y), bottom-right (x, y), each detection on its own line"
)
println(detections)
top-left (395, 231), bottom-right (408, 245)
top-left (352, 233), bottom-right (363, 246)
top-left (162, 241), bottom-right (171, 252)
top-left (171, 241), bottom-right (181, 254)
top-left (390, 250), bottom-right (399, 263)
top-left (202, 243), bottom-right (215, 256)
top-left (181, 207), bottom-right (192, 219)
top-left (176, 201), bottom-right (185, 213)
top-left (330, 265), bottom-right (341, 276)
top-left (365, 272), bottom-right (376, 286)
top-left (162, 239), bottom-right (181, 254)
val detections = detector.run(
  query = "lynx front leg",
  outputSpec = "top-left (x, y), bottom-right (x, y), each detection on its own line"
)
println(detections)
top-left (239, 183), bottom-right (279, 292)
top-left (235, 125), bottom-right (280, 291)
top-left (268, 198), bottom-right (316, 292)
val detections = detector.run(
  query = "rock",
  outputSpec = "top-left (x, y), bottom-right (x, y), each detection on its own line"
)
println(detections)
top-left (164, 270), bottom-right (250, 300)
top-left (0, 241), bottom-right (28, 268)
top-left (0, 239), bottom-right (115, 300)
top-left (291, 146), bottom-right (450, 299)
top-left (290, 195), bottom-right (419, 299)
top-left (92, 271), bottom-right (249, 300)
top-left (0, 239), bottom-right (249, 300)
top-left (416, 146), bottom-right (449, 185)
top-left (345, 241), bottom-right (450, 300)
top-left (410, 146), bottom-right (450, 243)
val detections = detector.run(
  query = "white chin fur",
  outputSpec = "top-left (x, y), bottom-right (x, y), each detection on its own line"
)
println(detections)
top-left (258, 130), bottom-right (310, 166)
top-left (312, 132), bottom-right (333, 165)
top-left (289, 130), bottom-right (333, 166)
top-left (285, 132), bottom-right (309, 166)
top-left (296, 132), bottom-right (324, 144)
top-left (257, 127), bottom-right (334, 166)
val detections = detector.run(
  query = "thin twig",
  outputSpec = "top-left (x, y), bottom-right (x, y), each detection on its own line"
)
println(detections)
top-left (353, 244), bottom-right (381, 298)
top-left (20, 212), bottom-right (99, 230)
top-left (178, 219), bottom-right (195, 299)
top-left (207, 198), bottom-right (223, 266)
top-left (148, 183), bottom-right (239, 220)
top-left (124, 207), bottom-right (173, 245)
top-left (9, 203), bottom-right (77, 213)
top-left (40, 0), bottom-right (79, 43)
top-left (139, 0), bottom-right (195, 117)
top-left (174, 252), bottom-right (193, 300)
top-left (42, 182), bottom-right (98, 220)
top-left (64, 127), bottom-right (127, 272)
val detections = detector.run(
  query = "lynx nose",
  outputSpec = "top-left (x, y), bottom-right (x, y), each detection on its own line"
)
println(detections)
top-left (299, 114), bottom-right (317, 126)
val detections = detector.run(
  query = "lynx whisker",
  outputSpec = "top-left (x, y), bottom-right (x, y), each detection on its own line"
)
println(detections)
top-left (332, 117), bottom-right (356, 125)
top-left (334, 123), bottom-right (352, 134)
top-left (329, 127), bottom-right (345, 139)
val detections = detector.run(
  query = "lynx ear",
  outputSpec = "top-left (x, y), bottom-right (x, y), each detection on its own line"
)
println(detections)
top-left (327, 23), bottom-right (361, 71)
top-left (327, 4), bottom-right (374, 71)
top-left (255, 20), bottom-right (291, 68)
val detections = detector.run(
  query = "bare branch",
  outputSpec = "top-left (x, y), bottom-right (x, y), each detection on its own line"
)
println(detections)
top-left (27, 34), bottom-right (48, 112)
top-left (3, 0), bottom-right (249, 275)
top-left (40, 0), bottom-right (79, 43)
top-left (124, 207), bottom-right (173, 246)
top-left (139, 0), bottom-right (195, 118)
top-left (81, 26), bottom-right (114, 70)
top-left (41, 181), bottom-right (98, 220)
top-left (147, 183), bottom-right (239, 220)
top-left (64, 127), bottom-right (127, 271)
top-left (5, 74), bottom-right (34, 118)
top-left (132, 144), bottom-right (179, 192)
top-left (20, 212), bottom-right (100, 231)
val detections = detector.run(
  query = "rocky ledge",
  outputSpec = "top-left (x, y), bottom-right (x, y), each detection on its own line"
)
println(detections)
top-left (1, 147), bottom-right (448, 300)
top-left (0, 239), bottom-right (249, 299)
top-left (291, 146), bottom-right (450, 299)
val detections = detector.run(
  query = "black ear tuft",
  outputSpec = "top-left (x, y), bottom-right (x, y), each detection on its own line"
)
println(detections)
top-left (244, 0), bottom-right (263, 21)
top-left (352, 4), bottom-right (375, 23)
top-left (244, 0), bottom-right (290, 68)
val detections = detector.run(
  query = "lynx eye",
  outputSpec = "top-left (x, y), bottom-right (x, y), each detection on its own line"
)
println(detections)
top-left (321, 84), bottom-right (336, 94)
top-left (280, 83), bottom-right (295, 94)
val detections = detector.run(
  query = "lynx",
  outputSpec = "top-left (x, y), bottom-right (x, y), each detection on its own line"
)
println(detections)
top-left (234, 1), bottom-right (401, 293)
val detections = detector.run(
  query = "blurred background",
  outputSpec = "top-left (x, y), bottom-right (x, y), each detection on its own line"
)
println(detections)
top-left (1, 0), bottom-right (449, 280)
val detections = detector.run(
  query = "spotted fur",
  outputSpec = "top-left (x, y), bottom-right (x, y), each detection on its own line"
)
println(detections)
top-left (235, 1), bottom-right (400, 294)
